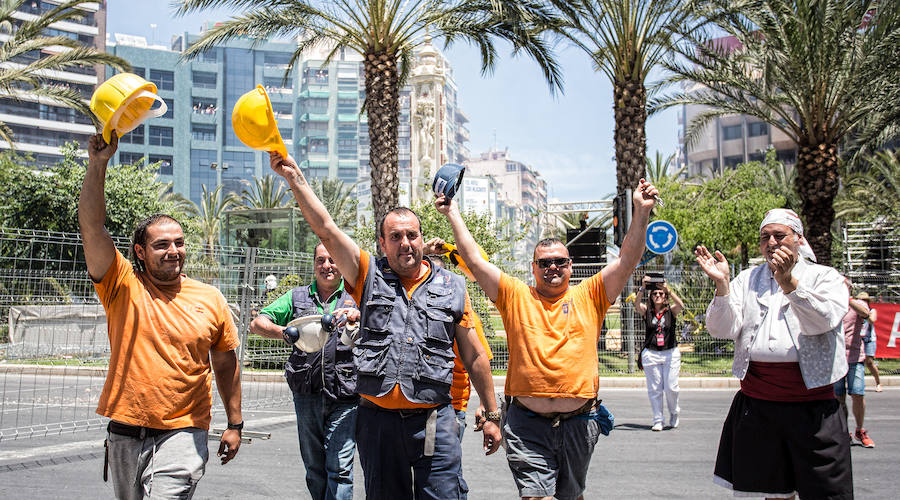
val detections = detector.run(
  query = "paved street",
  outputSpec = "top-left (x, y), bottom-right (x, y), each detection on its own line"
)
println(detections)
top-left (1, 386), bottom-right (897, 499)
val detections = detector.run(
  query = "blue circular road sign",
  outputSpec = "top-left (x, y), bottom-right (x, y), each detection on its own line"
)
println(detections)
top-left (646, 220), bottom-right (678, 254)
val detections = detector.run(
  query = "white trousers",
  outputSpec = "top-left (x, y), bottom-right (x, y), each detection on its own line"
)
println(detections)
top-left (641, 347), bottom-right (681, 425)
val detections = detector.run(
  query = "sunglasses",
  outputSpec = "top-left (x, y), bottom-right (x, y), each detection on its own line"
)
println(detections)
top-left (536, 257), bottom-right (571, 269)
top-left (650, 291), bottom-right (667, 297)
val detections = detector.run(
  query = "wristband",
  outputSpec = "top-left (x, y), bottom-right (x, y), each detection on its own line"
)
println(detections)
top-left (484, 410), bottom-right (501, 422)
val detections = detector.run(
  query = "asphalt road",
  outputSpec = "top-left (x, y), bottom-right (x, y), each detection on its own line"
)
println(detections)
top-left (1, 386), bottom-right (897, 499)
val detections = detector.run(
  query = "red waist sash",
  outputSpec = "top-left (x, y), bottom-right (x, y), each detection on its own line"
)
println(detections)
top-left (740, 361), bottom-right (834, 402)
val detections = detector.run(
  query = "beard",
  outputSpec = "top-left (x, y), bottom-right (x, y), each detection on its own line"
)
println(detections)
top-left (145, 259), bottom-right (183, 282)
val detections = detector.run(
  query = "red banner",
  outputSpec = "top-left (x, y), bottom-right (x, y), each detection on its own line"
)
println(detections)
top-left (870, 303), bottom-right (900, 359)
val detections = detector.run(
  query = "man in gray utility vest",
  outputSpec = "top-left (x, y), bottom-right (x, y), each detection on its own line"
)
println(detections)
top-left (250, 242), bottom-right (359, 500)
top-left (268, 151), bottom-right (500, 500)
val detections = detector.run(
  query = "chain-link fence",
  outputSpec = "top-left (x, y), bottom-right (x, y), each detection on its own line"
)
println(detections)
top-left (3, 226), bottom-right (898, 442)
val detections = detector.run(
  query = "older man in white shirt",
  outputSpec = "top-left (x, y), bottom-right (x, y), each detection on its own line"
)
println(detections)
top-left (695, 208), bottom-right (852, 500)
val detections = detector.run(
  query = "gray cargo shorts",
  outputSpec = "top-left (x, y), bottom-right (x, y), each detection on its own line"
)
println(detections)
top-left (501, 402), bottom-right (605, 500)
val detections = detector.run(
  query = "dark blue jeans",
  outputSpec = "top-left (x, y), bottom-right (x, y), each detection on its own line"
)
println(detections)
top-left (292, 392), bottom-right (358, 500)
top-left (356, 402), bottom-right (467, 500)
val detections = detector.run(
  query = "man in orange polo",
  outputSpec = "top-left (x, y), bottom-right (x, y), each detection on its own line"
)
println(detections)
top-left (269, 152), bottom-right (500, 500)
top-left (436, 180), bottom-right (658, 500)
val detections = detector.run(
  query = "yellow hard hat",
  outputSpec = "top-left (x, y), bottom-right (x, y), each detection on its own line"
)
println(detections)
top-left (90, 73), bottom-right (167, 143)
top-left (231, 85), bottom-right (288, 158)
top-left (442, 242), bottom-right (489, 282)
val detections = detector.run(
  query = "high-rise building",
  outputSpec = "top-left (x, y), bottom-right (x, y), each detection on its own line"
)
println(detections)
top-left (0, 1), bottom-right (107, 165)
top-left (676, 36), bottom-right (798, 178)
top-left (106, 29), bottom-right (370, 206)
top-left (465, 149), bottom-right (548, 271)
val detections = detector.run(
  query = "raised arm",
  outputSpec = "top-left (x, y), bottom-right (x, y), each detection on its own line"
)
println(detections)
top-left (269, 152), bottom-right (361, 285)
top-left (634, 276), bottom-right (649, 316)
top-left (601, 179), bottom-right (658, 300)
top-left (434, 195), bottom-right (501, 302)
top-left (78, 133), bottom-right (118, 282)
top-left (666, 283), bottom-right (685, 316)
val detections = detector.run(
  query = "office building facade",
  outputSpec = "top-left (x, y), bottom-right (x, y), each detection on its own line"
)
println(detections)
top-left (0, 0), bottom-right (106, 164)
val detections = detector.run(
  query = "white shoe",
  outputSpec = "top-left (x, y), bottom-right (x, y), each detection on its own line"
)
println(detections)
top-left (651, 422), bottom-right (663, 432)
top-left (669, 414), bottom-right (679, 429)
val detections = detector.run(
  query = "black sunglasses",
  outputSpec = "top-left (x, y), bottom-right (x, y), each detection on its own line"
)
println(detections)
top-left (536, 257), bottom-right (571, 269)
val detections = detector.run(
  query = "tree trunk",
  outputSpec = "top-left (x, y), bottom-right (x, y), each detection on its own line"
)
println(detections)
top-left (364, 50), bottom-right (400, 230)
top-left (794, 140), bottom-right (839, 265)
top-left (614, 78), bottom-right (647, 200)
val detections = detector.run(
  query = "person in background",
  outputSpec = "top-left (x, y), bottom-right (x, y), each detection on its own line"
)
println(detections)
top-left (249, 242), bottom-right (360, 499)
top-left (834, 279), bottom-right (876, 448)
top-left (857, 292), bottom-right (882, 392)
top-left (634, 275), bottom-right (685, 431)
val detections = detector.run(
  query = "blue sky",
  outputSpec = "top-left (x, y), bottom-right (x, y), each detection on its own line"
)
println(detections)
top-left (107, 1), bottom-right (680, 202)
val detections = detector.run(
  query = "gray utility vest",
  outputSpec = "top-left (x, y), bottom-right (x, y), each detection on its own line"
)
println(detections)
top-left (355, 255), bottom-right (466, 405)
top-left (284, 285), bottom-right (358, 402)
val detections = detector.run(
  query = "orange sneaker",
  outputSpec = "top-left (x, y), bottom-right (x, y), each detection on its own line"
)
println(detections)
top-left (855, 428), bottom-right (875, 448)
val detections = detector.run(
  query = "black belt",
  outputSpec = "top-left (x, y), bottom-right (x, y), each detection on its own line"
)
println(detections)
top-left (358, 398), bottom-right (442, 456)
top-left (508, 397), bottom-right (598, 427)
top-left (107, 420), bottom-right (172, 439)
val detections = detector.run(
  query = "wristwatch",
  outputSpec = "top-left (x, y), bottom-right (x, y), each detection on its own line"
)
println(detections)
top-left (227, 421), bottom-right (244, 432)
top-left (484, 410), bottom-right (501, 422)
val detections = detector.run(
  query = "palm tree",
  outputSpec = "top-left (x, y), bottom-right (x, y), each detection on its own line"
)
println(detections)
top-left (156, 182), bottom-right (199, 220)
top-left (176, 0), bottom-right (562, 226)
top-left (645, 150), bottom-right (684, 183)
top-left (197, 184), bottom-right (235, 256)
top-left (554, 0), bottom-right (689, 199)
top-left (836, 150), bottom-right (900, 221)
top-left (0, 0), bottom-right (129, 146)
top-left (654, 0), bottom-right (900, 264)
top-left (234, 174), bottom-right (291, 209)
top-left (310, 177), bottom-right (358, 231)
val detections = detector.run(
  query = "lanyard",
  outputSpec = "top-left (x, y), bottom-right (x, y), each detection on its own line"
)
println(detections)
top-left (310, 280), bottom-right (344, 315)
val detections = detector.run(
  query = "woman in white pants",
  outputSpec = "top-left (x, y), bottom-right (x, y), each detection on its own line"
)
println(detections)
top-left (636, 276), bottom-right (685, 431)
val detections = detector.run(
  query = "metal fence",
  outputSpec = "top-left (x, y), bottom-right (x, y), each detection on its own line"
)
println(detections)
top-left (2, 226), bottom-right (897, 442)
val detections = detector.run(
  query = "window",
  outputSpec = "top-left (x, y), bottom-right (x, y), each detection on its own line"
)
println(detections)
top-left (131, 66), bottom-right (145, 78)
top-left (149, 126), bottom-right (173, 146)
top-left (506, 162), bottom-right (519, 172)
top-left (149, 69), bottom-right (174, 91)
top-left (192, 98), bottom-right (218, 114)
top-left (149, 155), bottom-right (173, 175)
top-left (192, 71), bottom-right (217, 89)
top-left (118, 152), bottom-right (145, 165)
top-left (722, 124), bottom-right (742, 141)
top-left (119, 124), bottom-right (144, 144)
top-left (279, 128), bottom-right (292, 140)
top-left (263, 76), bottom-right (292, 89)
top-left (309, 137), bottom-right (329, 153)
top-left (724, 155), bottom-right (743, 168)
top-left (199, 49), bottom-right (217, 63)
top-left (190, 149), bottom-right (218, 203)
top-left (191, 124), bottom-right (216, 142)
top-left (304, 67), bottom-right (328, 85)
top-left (162, 98), bottom-right (174, 119)
top-left (748, 122), bottom-right (768, 137)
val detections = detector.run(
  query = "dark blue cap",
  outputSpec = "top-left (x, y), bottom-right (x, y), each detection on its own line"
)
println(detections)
top-left (432, 163), bottom-right (466, 200)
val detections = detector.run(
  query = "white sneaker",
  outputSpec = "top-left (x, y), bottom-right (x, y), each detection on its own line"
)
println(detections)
top-left (651, 422), bottom-right (663, 432)
top-left (669, 414), bottom-right (679, 429)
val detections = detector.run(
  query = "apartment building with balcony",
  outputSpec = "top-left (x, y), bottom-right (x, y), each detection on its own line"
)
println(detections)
top-left (0, 0), bottom-right (106, 164)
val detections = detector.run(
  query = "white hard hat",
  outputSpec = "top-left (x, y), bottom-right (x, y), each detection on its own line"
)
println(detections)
top-left (286, 315), bottom-right (327, 352)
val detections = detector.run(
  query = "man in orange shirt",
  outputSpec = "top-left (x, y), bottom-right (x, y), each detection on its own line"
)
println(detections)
top-left (79, 133), bottom-right (243, 499)
top-left (436, 180), bottom-right (659, 500)
top-left (269, 152), bottom-right (500, 500)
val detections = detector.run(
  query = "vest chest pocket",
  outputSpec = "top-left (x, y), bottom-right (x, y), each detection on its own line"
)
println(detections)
top-left (416, 344), bottom-right (455, 385)
top-left (423, 306), bottom-right (454, 344)
top-left (363, 295), bottom-right (394, 335)
top-left (353, 337), bottom-right (391, 376)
